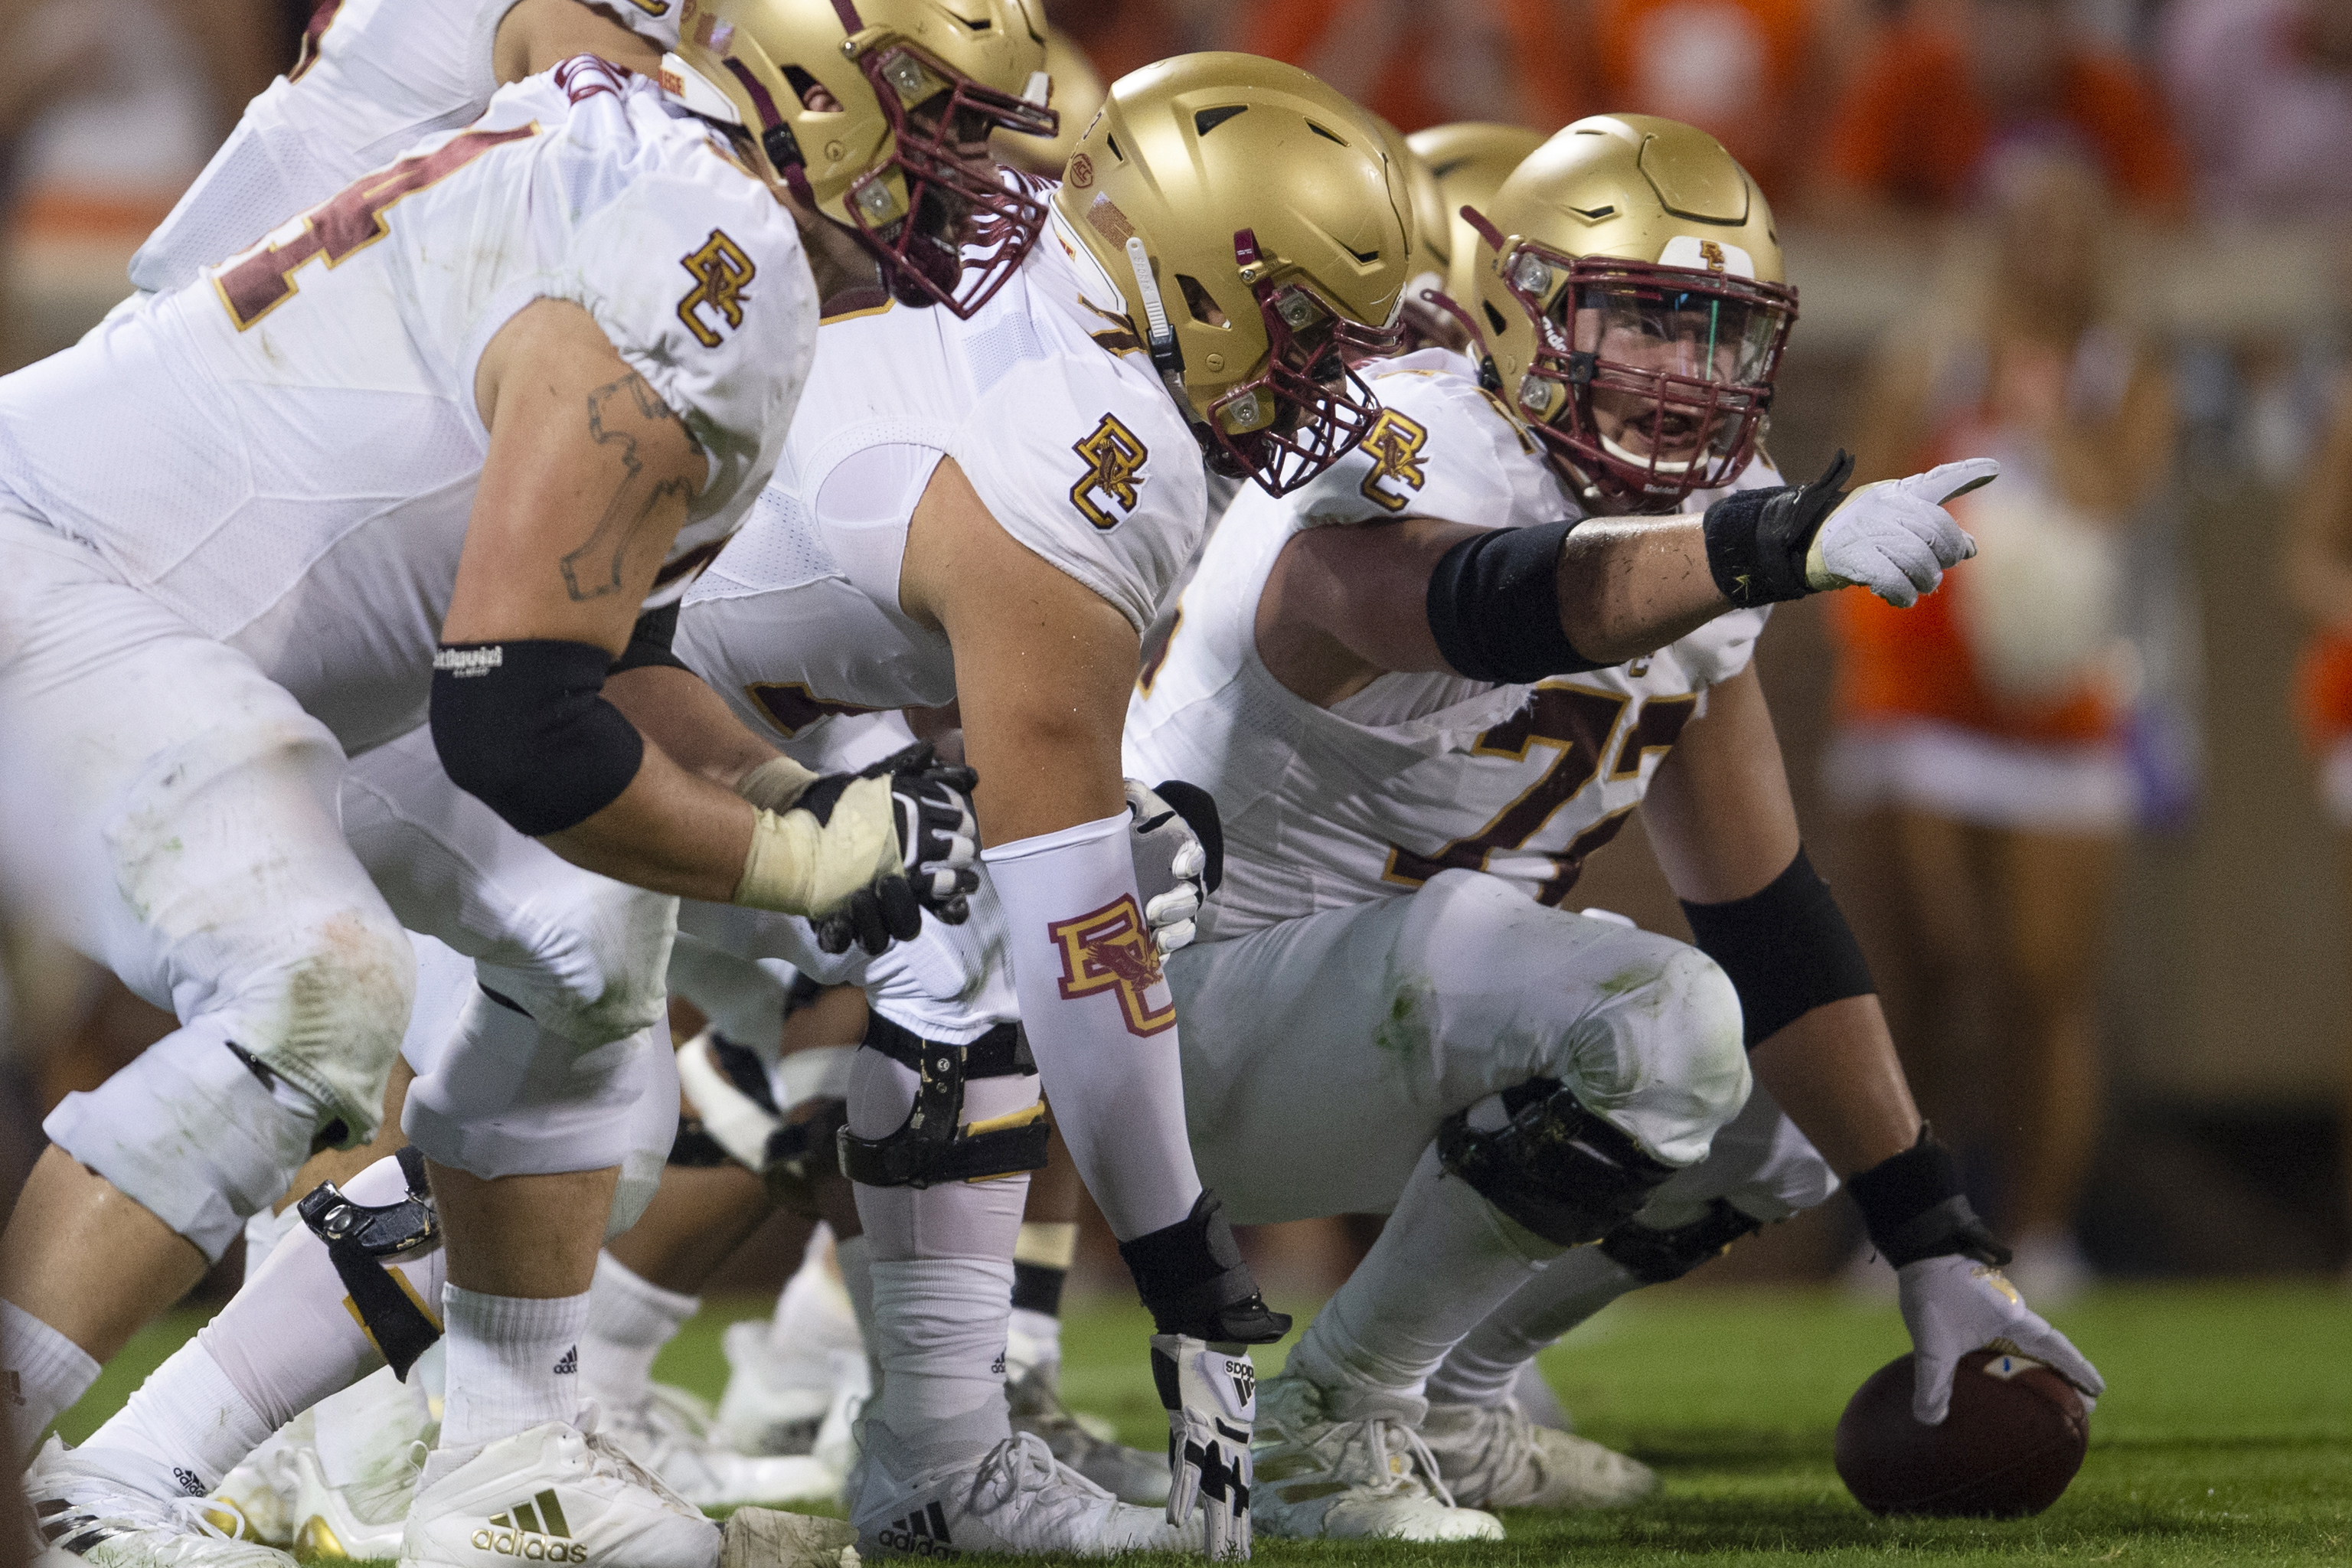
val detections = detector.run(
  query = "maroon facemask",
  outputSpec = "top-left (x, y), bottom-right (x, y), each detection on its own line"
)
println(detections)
top-left (838, 40), bottom-right (1057, 318)
top-left (1201, 230), bottom-right (1409, 495)
top-left (1498, 241), bottom-right (1796, 510)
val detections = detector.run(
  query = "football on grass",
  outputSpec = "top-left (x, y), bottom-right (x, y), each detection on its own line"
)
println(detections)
top-left (1834, 1348), bottom-right (2089, 1517)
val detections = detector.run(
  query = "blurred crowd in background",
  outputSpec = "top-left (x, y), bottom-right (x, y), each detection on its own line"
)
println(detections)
top-left (7, 0), bottom-right (2352, 1308)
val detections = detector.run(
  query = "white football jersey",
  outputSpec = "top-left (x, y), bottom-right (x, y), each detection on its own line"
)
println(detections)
top-left (0, 64), bottom-right (813, 755)
top-left (1124, 348), bottom-right (1778, 941)
top-left (132, 0), bottom-right (684, 295)
top-left (678, 201), bottom-right (1206, 738)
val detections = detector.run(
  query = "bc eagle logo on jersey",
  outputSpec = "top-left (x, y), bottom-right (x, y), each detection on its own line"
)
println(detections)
top-left (1070, 413), bottom-right (1148, 530)
top-left (1049, 896), bottom-right (1176, 1036)
top-left (1357, 408), bottom-right (1430, 512)
top-left (677, 230), bottom-right (756, 348)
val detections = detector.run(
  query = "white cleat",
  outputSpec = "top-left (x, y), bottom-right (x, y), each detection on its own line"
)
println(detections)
top-left (604, 1384), bottom-right (842, 1508)
top-left (24, 1438), bottom-right (296, 1568)
top-left (713, 1322), bottom-right (860, 1459)
top-left (285, 1437), bottom-right (423, 1561)
top-left (1004, 1358), bottom-right (1168, 1508)
top-left (211, 1418), bottom-right (302, 1550)
top-left (849, 1422), bottom-right (1188, 1559)
top-left (1420, 1400), bottom-right (1656, 1510)
top-left (1249, 1374), bottom-right (1504, 1542)
top-left (397, 1416), bottom-right (718, 1568)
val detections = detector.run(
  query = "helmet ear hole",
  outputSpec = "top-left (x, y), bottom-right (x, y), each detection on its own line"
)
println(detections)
top-left (782, 66), bottom-right (837, 113)
top-left (1176, 275), bottom-right (1229, 328)
top-left (1482, 299), bottom-right (1508, 336)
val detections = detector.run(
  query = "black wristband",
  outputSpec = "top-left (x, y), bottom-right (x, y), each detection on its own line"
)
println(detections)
top-left (1679, 846), bottom-right (1874, 1047)
top-left (1426, 519), bottom-right (1609, 683)
top-left (1700, 449), bottom-right (1854, 608)
top-left (1846, 1126), bottom-right (2011, 1269)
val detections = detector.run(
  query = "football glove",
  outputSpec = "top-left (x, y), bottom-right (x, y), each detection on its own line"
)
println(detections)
top-left (1897, 1253), bottom-right (2105, 1425)
top-left (1128, 779), bottom-right (1223, 956)
top-left (1152, 1334), bottom-right (1256, 1559)
top-left (1703, 451), bottom-right (1993, 609)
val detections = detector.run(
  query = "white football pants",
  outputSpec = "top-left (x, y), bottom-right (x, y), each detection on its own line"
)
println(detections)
top-left (0, 514), bottom-right (413, 1259)
top-left (1163, 867), bottom-right (1753, 1223)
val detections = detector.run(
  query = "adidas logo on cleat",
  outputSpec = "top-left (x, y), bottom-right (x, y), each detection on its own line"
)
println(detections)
top-left (470, 1488), bottom-right (589, 1562)
top-left (172, 1468), bottom-right (206, 1498)
top-left (874, 1502), bottom-right (958, 1557)
top-left (551, 1347), bottom-right (577, 1376)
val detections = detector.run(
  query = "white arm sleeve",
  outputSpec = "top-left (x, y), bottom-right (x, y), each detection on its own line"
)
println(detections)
top-left (981, 812), bottom-right (1204, 1241)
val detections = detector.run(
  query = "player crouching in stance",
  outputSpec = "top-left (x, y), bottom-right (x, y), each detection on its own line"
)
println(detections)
top-left (0, 5), bottom-right (1039, 1566)
top-left (662, 51), bottom-right (1414, 1558)
top-left (1125, 113), bottom-right (2097, 1541)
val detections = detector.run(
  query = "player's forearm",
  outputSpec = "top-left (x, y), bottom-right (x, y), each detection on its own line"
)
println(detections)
top-left (1747, 995), bottom-right (1922, 1176)
top-left (1553, 514), bottom-right (1726, 662)
top-left (606, 664), bottom-right (779, 790)
top-left (542, 746), bottom-right (757, 903)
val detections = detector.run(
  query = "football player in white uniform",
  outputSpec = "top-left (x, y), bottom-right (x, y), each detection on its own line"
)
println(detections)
top-left (662, 52), bottom-right (1416, 1557)
top-left (0, 0), bottom-right (1070, 1560)
top-left (1125, 114), bottom-right (2102, 1540)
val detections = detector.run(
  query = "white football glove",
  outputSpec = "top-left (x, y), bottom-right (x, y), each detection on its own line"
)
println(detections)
top-left (1805, 456), bottom-right (1996, 609)
top-left (1897, 1253), bottom-right (2105, 1425)
top-left (1152, 1334), bottom-right (1256, 1559)
top-left (1127, 779), bottom-right (1222, 956)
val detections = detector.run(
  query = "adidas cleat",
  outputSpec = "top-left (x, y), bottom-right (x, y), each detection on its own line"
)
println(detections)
top-left (24, 1437), bottom-right (296, 1568)
top-left (1249, 1374), bottom-right (1503, 1542)
top-left (1419, 1400), bottom-right (1655, 1510)
top-left (1004, 1360), bottom-right (1168, 1508)
top-left (397, 1416), bottom-right (717, 1568)
top-left (285, 1438), bottom-right (421, 1561)
top-left (850, 1422), bottom-right (1189, 1558)
top-left (604, 1384), bottom-right (842, 1508)
top-left (211, 1418), bottom-right (302, 1550)
top-left (712, 1322), bottom-right (853, 1459)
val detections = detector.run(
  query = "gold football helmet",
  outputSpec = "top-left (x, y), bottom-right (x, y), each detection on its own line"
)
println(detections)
top-left (1053, 53), bottom-right (1413, 495)
top-left (665, 0), bottom-right (1055, 316)
top-left (1000, 27), bottom-right (1104, 176)
top-left (1406, 121), bottom-right (1545, 309)
top-left (1370, 116), bottom-right (1455, 349)
top-left (1471, 114), bottom-right (1797, 509)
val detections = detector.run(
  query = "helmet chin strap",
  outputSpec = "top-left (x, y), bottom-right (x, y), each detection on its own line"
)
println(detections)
top-left (1125, 235), bottom-right (1217, 452)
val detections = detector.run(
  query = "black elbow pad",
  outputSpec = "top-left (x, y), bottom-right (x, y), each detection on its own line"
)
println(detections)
top-left (1679, 846), bottom-right (1875, 1047)
top-left (1425, 519), bottom-right (1609, 683)
top-left (430, 640), bottom-right (644, 837)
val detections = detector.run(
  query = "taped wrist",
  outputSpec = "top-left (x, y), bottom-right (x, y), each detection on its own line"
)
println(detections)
top-left (1119, 1189), bottom-right (1290, 1344)
top-left (735, 755), bottom-right (820, 813)
top-left (1425, 518), bottom-right (1607, 682)
top-left (607, 603), bottom-right (689, 676)
top-left (733, 774), bottom-right (900, 915)
top-left (1700, 450), bottom-right (1854, 608)
top-left (431, 641), bottom-right (642, 836)
top-left (1847, 1125), bottom-right (2011, 1268)
top-left (1679, 846), bottom-right (1873, 1047)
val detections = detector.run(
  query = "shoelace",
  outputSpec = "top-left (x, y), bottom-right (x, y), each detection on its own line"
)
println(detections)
top-left (168, 1496), bottom-right (252, 1542)
top-left (1269, 1410), bottom-right (1459, 1509)
top-left (971, 1429), bottom-right (1116, 1528)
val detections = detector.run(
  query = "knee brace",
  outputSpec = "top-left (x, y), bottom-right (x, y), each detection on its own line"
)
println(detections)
top-left (1436, 1079), bottom-right (1679, 1249)
top-left (836, 1014), bottom-right (1048, 1190)
top-left (296, 1146), bottom-right (442, 1378)
top-left (1598, 1197), bottom-right (1762, 1285)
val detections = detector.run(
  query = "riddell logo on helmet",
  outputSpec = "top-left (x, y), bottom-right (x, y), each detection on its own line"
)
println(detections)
top-left (470, 1490), bottom-right (588, 1562)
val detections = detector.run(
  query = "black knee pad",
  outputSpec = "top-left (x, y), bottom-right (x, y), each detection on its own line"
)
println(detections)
top-left (1436, 1079), bottom-right (1677, 1249)
top-left (1599, 1197), bottom-right (1762, 1285)
top-left (835, 1014), bottom-right (1048, 1190)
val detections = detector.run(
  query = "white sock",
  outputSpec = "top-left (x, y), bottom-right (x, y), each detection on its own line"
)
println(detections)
top-left (85, 1339), bottom-right (271, 1493)
top-left (2, 1299), bottom-right (100, 1453)
top-left (1288, 1142), bottom-right (1562, 1414)
top-left (834, 1233), bottom-right (880, 1397)
top-left (870, 1256), bottom-right (1016, 1449)
top-left (198, 1155), bottom-right (444, 1426)
top-left (1428, 1245), bottom-right (1642, 1409)
top-left (1007, 1308), bottom-right (1060, 1360)
top-left (580, 1253), bottom-right (696, 1412)
top-left (766, 1224), bottom-right (860, 1363)
top-left (438, 1285), bottom-right (589, 1450)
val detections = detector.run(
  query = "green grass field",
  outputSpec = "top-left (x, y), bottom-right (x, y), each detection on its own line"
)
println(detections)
top-left (54, 1282), bottom-right (2351, 1566)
